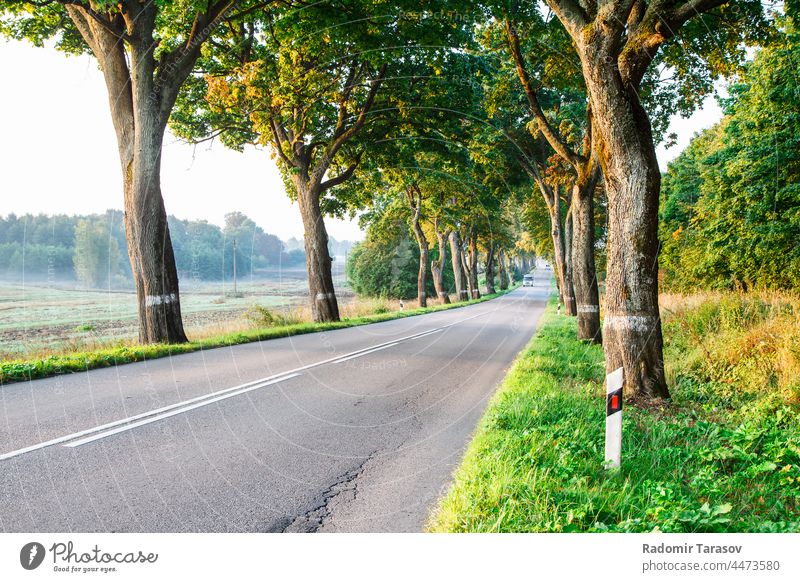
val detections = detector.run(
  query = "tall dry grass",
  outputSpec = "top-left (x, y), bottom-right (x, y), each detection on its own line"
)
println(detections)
top-left (660, 291), bottom-right (800, 405)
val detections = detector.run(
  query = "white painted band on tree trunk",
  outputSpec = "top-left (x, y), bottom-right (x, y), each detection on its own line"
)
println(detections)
top-left (603, 314), bottom-right (658, 332)
top-left (577, 304), bottom-right (600, 313)
top-left (145, 293), bottom-right (177, 307)
top-left (605, 367), bottom-right (624, 470)
top-left (315, 292), bottom-right (335, 301)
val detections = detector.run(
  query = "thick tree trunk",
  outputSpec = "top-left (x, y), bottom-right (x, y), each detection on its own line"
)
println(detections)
top-left (431, 226), bottom-right (451, 304)
top-left (124, 128), bottom-right (188, 344)
top-left (466, 235), bottom-right (480, 299)
top-left (484, 243), bottom-right (496, 295)
top-left (571, 166), bottom-right (602, 343)
top-left (563, 200), bottom-right (577, 316)
top-left (498, 249), bottom-right (509, 290)
top-left (578, 36), bottom-right (669, 399)
top-left (449, 231), bottom-right (468, 301)
top-left (65, 4), bottom-right (189, 344)
top-left (296, 180), bottom-right (340, 322)
top-left (548, 193), bottom-right (574, 314)
top-left (409, 201), bottom-right (428, 308)
top-left (460, 245), bottom-right (475, 301)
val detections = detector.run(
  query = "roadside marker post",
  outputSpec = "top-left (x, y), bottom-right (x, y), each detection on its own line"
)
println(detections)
top-left (605, 367), bottom-right (624, 470)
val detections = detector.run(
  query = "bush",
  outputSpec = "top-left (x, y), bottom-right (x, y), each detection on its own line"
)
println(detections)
top-left (243, 305), bottom-right (301, 328)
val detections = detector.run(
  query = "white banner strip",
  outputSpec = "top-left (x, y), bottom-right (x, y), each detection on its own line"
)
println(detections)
top-left (2, 533), bottom-right (798, 581)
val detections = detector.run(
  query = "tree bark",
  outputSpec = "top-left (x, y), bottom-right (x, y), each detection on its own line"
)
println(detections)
top-left (577, 32), bottom-right (669, 399)
top-left (295, 179), bottom-right (340, 322)
top-left (498, 249), bottom-right (509, 290)
top-left (431, 221), bottom-right (451, 304)
top-left (466, 234), bottom-right (480, 299)
top-left (563, 194), bottom-right (577, 316)
top-left (571, 164), bottom-right (602, 343)
top-left (449, 231), bottom-right (468, 301)
top-left (124, 124), bottom-right (188, 343)
top-left (547, 189), bottom-right (574, 314)
top-left (484, 242), bottom-right (496, 295)
top-left (407, 187), bottom-right (428, 308)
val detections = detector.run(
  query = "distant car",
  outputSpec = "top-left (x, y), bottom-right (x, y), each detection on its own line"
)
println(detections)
top-left (523, 274), bottom-right (534, 287)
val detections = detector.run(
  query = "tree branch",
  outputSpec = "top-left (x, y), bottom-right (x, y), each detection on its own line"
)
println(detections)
top-left (319, 152), bottom-right (363, 191)
top-left (505, 18), bottom-right (584, 170)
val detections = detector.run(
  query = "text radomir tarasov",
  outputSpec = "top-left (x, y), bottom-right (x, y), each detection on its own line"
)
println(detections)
top-left (643, 543), bottom-right (742, 554)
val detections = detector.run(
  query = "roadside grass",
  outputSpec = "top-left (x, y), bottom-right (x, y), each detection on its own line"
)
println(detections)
top-left (0, 286), bottom-right (518, 385)
top-left (428, 296), bottom-right (800, 533)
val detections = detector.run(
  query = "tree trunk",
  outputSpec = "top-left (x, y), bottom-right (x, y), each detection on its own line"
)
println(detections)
top-left (460, 243), bottom-right (475, 301)
top-left (499, 249), bottom-right (509, 290)
top-left (408, 192), bottom-right (428, 308)
top-left (563, 197), bottom-right (577, 316)
top-left (578, 35), bottom-right (669, 399)
top-left (466, 235), bottom-right (480, 299)
top-left (431, 224), bottom-right (451, 304)
top-left (296, 180), bottom-right (340, 322)
top-left (571, 165), bottom-right (602, 343)
top-left (449, 231), bottom-right (468, 301)
top-left (65, 4), bottom-right (189, 344)
top-left (548, 193), bottom-right (573, 314)
top-left (484, 243), bottom-right (496, 295)
top-left (124, 127), bottom-right (188, 344)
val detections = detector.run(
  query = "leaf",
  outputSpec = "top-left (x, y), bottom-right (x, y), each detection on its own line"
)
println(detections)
top-left (713, 503), bottom-right (733, 516)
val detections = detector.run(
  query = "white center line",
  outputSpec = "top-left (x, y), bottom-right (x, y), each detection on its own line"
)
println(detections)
top-left (331, 343), bottom-right (400, 364)
top-left (65, 373), bottom-right (302, 448)
top-left (0, 372), bottom-right (300, 461)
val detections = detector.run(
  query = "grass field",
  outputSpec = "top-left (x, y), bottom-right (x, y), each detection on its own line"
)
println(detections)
top-left (0, 266), bottom-right (348, 357)
top-left (429, 294), bottom-right (800, 533)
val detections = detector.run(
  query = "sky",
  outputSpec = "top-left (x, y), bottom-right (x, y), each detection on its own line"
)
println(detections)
top-left (0, 39), bottom-right (723, 241)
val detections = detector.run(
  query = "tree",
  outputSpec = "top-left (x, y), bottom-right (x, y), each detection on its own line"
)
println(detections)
top-left (1, 0), bottom-right (270, 343)
top-left (660, 21), bottom-right (800, 291)
top-left (405, 183), bottom-right (430, 307)
top-left (175, 3), bottom-right (473, 322)
top-left (449, 230), bottom-right (468, 300)
top-left (347, 207), bottom-right (439, 300)
top-left (503, 15), bottom-right (602, 341)
top-left (540, 0), bottom-right (770, 398)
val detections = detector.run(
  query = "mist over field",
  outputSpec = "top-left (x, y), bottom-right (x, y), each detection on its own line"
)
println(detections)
top-left (0, 211), bottom-right (355, 356)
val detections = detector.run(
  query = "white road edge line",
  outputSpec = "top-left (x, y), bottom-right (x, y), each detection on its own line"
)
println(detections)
top-left (0, 301), bottom-right (496, 460)
top-left (65, 373), bottom-right (302, 448)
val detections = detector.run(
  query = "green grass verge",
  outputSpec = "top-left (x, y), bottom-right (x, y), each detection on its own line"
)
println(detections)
top-left (0, 285), bottom-right (518, 385)
top-left (428, 300), bottom-right (800, 533)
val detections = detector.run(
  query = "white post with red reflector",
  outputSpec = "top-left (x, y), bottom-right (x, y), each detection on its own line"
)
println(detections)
top-left (605, 367), bottom-right (624, 470)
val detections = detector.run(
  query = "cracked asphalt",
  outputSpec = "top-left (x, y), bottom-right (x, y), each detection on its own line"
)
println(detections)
top-left (0, 272), bottom-right (550, 532)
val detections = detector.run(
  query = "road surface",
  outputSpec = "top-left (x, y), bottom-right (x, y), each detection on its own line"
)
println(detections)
top-left (0, 271), bottom-right (550, 532)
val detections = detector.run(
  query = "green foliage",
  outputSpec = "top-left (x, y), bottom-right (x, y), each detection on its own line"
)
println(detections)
top-left (244, 304), bottom-right (301, 328)
top-left (347, 226), bottom-right (424, 299)
top-left (660, 23), bottom-right (800, 291)
top-left (430, 300), bottom-right (800, 533)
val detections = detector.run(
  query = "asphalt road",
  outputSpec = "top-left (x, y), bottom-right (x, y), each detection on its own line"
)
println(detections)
top-left (0, 270), bottom-right (550, 532)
